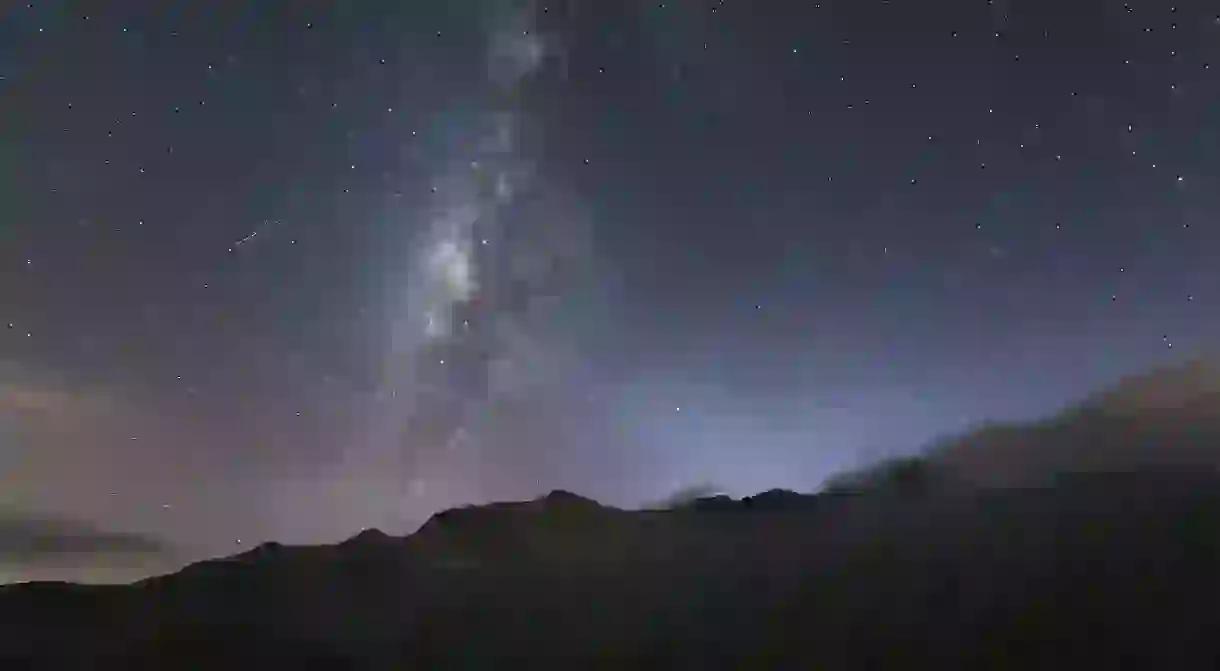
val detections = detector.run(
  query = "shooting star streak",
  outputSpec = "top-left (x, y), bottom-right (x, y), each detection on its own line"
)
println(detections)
top-left (232, 220), bottom-right (281, 249)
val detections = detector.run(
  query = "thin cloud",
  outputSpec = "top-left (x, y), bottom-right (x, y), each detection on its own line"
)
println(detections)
top-left (0, 513), bottom-right (169, 562)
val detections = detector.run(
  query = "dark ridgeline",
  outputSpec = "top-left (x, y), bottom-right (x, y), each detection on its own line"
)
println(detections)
top-left (6, 362), bottom-right (1220, 668)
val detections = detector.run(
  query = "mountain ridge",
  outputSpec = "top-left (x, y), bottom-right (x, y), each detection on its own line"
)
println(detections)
top-left (6, 474), bottom-right (1220, 667)
top-left (7, 359), bottom-right (1220, 666)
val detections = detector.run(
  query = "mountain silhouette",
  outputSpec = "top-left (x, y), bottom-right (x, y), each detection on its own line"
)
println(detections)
top-left (924, 357), bottom-right (1220, 488)
top-left (6, 360), bottom-right (1220, 667)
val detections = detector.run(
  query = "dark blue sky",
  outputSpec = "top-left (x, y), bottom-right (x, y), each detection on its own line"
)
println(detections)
top-left (1, 0), bottom-right (1218, 579)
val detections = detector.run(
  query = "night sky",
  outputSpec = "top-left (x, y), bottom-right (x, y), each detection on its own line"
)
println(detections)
top-left (2, 0), bottom-right (1219, 581)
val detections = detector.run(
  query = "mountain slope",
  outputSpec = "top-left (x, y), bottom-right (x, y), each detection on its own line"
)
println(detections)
top-left (7, 363), bottom-right (1220, 667)
top-left (916, 358), bottom-right (1220, 488)
top-left (4, 474), bottom-right (1220, 668)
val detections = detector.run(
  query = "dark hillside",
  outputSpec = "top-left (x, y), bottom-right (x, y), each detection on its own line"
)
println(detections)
top-left (7, 362), bottom-right (1220, 667)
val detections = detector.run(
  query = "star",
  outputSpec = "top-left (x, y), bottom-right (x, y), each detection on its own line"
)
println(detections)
top-left (4, 0), bottom-right (1219, 590)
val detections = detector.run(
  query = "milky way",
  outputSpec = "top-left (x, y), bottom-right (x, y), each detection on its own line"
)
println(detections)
top-left (329, 3), bottom-right (599, 525)
top-left (2, 0), bottom-right (1219, 582)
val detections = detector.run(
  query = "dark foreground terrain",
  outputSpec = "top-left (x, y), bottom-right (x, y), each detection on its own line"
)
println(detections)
top-left (3, 472), bottom-right (1220, 669)
top-left (6, 362), bottom-right (1220, 668)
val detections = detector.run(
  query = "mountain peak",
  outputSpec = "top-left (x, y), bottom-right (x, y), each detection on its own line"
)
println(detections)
top-left (342, 528), bottom-right (392, 546)
top-left (541, 489), bottom-right (599, 508)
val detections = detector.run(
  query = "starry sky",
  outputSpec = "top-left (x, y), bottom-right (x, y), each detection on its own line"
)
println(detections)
top-left (1, 0), bottom-right (1219, 580)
